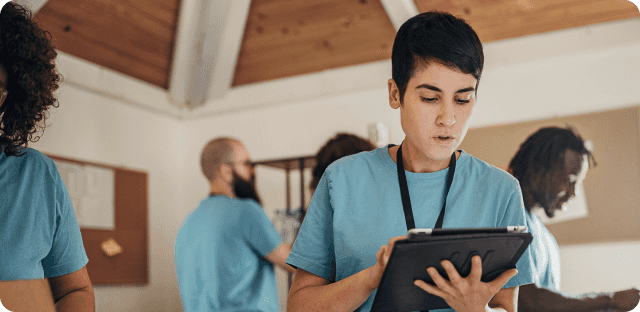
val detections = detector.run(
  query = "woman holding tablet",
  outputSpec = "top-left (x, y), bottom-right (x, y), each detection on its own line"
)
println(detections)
top-left (286, 11), bottom-right (534, 312)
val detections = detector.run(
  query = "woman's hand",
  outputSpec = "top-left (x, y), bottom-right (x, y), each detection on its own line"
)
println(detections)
top-left (414, 255), bottom-right (517, 312)
top-left (365, 236), bottom-right (406, 292)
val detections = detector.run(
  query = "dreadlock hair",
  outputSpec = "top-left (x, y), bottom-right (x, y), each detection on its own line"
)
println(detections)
top-left (509, 126), bottom-right (596, 186)
top-left (310, 133), bottom-right (376, 191)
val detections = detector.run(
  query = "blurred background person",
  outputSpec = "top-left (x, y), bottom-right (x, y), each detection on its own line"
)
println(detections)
top-left (310, 133), bottom-right (376, 193)
top-left (289, 132), bottom-right (376, 227)
top-left (175, 137), bottom-right (294, 312)
top-left (509, 126), bottom-right (640, 312)
top-left (0, 2), bottom-right (94, 311)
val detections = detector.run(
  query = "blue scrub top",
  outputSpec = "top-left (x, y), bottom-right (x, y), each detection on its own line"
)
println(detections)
top-left (526, 211), bottom-right (561, 291)
top-left (175, 196), bottom-right (283, 312)
top-left (287, 146), bottom-right (535, 312)
top-left (0, 147), bottom-right (88, 280)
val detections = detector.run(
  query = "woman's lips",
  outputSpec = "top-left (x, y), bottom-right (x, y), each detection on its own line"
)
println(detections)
top-left (433, 136), bottom-right (455, 145)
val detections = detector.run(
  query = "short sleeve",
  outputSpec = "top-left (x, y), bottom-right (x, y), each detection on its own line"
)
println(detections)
top-left (42, 165), bottom-right (89, 278)
top-left (286, 172), bottom-right (336, 282)
top-left (499, 184), bottom-right (535, 289)
top-left (241, 200), bottom-right (283, 257)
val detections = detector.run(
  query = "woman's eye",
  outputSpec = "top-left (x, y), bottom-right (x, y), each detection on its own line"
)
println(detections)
top-left (421, 97), bottom-right (437, 103)
top-left (455, 99), bottom-right (470, 104)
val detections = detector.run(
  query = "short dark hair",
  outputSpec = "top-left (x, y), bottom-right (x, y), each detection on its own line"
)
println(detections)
top-left (391, 11), bottom-right (484, 102)
top-left (509, 126), bottom-right (596, 185)
top-left (0, 3), bottom-right (60, 157)
top-left (310, 133), bottom-right (375, 190)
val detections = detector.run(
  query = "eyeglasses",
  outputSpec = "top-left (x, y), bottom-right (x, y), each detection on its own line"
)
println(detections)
top-left (227, 160), bottom-right (254, 169)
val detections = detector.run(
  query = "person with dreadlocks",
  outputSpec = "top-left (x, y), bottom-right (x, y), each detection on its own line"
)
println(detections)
top-left (508, 126), bottom-right (639, 312)
top-left (0, 2), bottom-right (94, 311)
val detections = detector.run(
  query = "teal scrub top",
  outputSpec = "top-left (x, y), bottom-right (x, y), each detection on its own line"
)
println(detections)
top-left (175, 196), bottom-right (283, 312)
top-left (287, 146), bottom-right (535, 312)
top-left (0, 147), bottom-right (88, 280)
top-left (526, 211), bottom-right (561, 291)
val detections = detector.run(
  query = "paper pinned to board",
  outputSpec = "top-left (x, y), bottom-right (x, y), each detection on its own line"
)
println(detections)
top-left (53, 160), bottom-right (115, 230)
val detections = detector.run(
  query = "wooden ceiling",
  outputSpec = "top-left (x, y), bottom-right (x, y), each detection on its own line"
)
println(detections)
top-left (31, 0), bottom-right (639, 90)
top-left (231, 0), bottom-right (397, 86)
top-left (34, 0), bottom-right (181, 89)
top-left (413, 0), bottom-right (640, 43)
top-left (233, 0), bottom-right (639, 86)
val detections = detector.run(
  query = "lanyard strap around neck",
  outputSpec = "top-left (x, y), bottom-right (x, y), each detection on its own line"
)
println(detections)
top-left (396, 143), bottom-right (457, 231)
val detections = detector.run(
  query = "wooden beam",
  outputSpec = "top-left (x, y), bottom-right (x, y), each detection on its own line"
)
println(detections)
top-left (207, 0), bottom-right (251, 101)
top-left (380, 0), bottom-right (419, 30)
top-left (14, 0), bottom-right (49, 14)
top-left (169, 0), bottom-right (250, 108)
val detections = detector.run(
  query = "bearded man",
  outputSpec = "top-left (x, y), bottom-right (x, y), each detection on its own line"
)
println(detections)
top-left (175, 137), bottom-right (294, 312)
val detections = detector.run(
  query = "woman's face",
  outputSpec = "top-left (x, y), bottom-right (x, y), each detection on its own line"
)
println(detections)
top-left (389, 61), bottom-right (477, 163)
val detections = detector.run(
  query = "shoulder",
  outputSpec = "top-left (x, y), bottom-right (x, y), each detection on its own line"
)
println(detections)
top-left (203, 196), bottom-right (265, 217)
top-left (237, 198), bottom-right (264, 213)
top-left (322, 148), bottom-right (385, 181)
top-left (459, 151), bottom-right (521, 191)
top-left (3, 148), bottom-right (59, 180)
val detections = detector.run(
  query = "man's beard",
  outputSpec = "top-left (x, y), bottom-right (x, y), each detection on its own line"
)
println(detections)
top-left (232, 170), bottom-right (262, 205)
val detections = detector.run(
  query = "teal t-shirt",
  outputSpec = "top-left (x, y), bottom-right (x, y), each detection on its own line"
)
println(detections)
top-left (0, 148), bottom-right (88, 280)
top-left (175, 196), bottom-right (283, 312)
top-left (526, 211), bottom-right (561, 291)
top-left (286, 146), bottom-right (535, 312)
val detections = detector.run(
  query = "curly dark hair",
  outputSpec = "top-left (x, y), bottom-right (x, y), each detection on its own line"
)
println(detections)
top-left (0, 2), bottom-right (59, 157)
top-left (310, 133), bottom-right (376, 190)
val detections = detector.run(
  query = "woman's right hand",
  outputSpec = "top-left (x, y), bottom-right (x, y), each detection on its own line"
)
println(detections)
top-left (365, 236), bottom-right (407, 291)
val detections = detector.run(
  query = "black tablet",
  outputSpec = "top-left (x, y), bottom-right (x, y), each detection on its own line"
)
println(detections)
top-left (370, 226), bottom-right (533, 312)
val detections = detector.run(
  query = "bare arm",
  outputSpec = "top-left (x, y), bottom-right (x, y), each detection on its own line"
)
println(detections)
top-left (265, 243), bottom-right (296, 273)
top-left (0, 279), bottom-right (55, 312)
top-left (519, 284), bottom-right (640, 312)
top-left (287, 268), bottom-right (377, 312)
top-left (47, 266), bottom-right (95, 312)
top-left (287, 236), bottom-right (404, 312)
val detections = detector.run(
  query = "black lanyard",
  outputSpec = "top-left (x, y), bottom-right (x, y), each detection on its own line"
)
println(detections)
top-left (396, 143), bottom-right (457, 230)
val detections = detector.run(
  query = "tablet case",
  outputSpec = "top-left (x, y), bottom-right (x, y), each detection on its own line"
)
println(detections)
top-left (370, 228), bottom-right (533, 312)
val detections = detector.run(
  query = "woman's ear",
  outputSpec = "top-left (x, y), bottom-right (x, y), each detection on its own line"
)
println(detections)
top-left (388, 79), bottom-right (401, 109)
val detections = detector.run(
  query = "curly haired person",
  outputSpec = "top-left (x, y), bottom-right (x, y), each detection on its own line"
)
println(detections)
top-left (0, 3), bottom-right (94, 312)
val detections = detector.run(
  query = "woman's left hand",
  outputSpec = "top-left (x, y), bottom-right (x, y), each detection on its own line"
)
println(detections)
top-left (414, 255), bottom-right (517, 312)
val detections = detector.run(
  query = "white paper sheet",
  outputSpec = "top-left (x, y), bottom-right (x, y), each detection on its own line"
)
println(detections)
top-left (53, 160), bottom-right (115, 230)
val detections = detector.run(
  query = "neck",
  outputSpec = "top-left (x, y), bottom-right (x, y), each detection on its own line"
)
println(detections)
top-left (209, 180), bottom-right (235, 198)
top-left (392, 140), bottom-right (456, 173)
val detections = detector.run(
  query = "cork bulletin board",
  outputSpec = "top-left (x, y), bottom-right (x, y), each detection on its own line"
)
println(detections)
top-left (47, 154), bottom-right (149, 285)
top-left (459, 106), bottom-right (640, 246)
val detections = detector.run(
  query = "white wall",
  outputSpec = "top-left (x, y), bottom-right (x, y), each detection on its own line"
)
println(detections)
top-left (29, 17), bottom-right (640, 311)
top-left (31, 79), bottom-right (187, 311)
